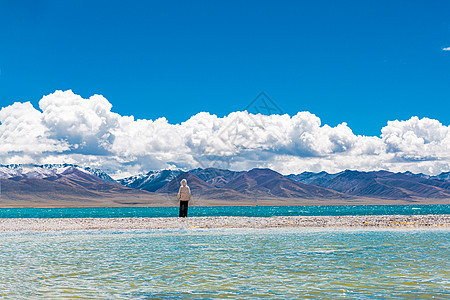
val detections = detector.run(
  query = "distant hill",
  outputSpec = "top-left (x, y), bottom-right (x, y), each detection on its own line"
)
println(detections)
top-left (1, 165), bottom-right (450, 207)
top-left (0, 165), bottom-right (168, 207)
top-left (432, 171), bottom-right (450, 182)
top-left (154, 168), bottom-right (350, 203)
top-left (157, 172), bottom-right (216, 193)
top-left (116, 167), bottom-right (450, 202)
top-left (288, 170), bottom-right (450, 199)
top-left (287, 171), bottom-right (339, 186)
top-left (399, 170), bottom-right (450, 182)
top-left (189, 168), bottom-right (245, 187)
top-left (223, 168), bottom-right (349, 199)
top-left (156, 172), bottom-right (251, 201)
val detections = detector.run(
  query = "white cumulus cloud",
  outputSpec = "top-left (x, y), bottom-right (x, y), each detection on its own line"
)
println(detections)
top-left (0, 90), bottom-right (449, 178)
top-left (381, 117), bottom-right (450, 161)
top-left (0, 101), bottom-right (69, 155)
top-left (442, 47), bottom-right (450, 51)
top-left (39, 90), bottom-right (120, 155)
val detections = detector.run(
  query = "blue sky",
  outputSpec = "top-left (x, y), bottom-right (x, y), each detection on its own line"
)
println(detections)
top-left (1, 0), bottom-right (449, 136)
top-left (1, 1), bottom-right (450, 176)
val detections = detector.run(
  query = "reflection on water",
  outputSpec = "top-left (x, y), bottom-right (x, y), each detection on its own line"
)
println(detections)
top-left (0, 228), bottom-right (449, 298)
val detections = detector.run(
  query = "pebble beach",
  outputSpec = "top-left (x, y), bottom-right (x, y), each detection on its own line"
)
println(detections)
top-left (1, 215), bottom-right (449, 231)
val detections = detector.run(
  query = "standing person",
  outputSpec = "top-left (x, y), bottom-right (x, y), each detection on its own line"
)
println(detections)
top-left (178, 179), bottom-right (191, 217)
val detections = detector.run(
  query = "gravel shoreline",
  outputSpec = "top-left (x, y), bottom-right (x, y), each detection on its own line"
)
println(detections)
top-left (0, 215), bottom-right (449, 231)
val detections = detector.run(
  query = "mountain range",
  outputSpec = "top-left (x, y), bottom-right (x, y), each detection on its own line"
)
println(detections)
top-left (0, 164), bottom-right (166, 207)
top-left (287, 170), bottom-right (450, 200)
top-left (1, 164), bottom-right (449, 207)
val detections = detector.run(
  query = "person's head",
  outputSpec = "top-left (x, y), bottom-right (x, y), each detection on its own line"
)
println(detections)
top-left (180, 179), bottom-right (187, 186)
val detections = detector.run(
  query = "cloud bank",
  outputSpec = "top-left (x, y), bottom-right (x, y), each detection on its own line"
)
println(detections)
top-left (443, 47), bottom-right (450, 51)
top-left (1, 90), bottom-right (449, 178)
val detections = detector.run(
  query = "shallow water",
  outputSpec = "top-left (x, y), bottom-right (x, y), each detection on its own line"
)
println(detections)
top-left (1, 204), bottom-right (449, 218)
top-left (1, 228), bottom-right (448, 298)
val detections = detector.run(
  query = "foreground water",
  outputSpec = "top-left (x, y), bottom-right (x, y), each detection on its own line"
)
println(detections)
top-left (1, 204), bottom-right (449, 218)
top-left (1, 228), bottom-right (448, 298)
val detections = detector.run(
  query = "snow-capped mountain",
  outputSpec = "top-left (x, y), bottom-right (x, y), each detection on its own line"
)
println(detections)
top-left (82, 166), bottom-right (116, 182)
top-left (287, 171), bottom-right (340, 185)
top-left (0, 164), bottom-right (158, 207)
top-left (1, 164), bottom-right (450, 207)
top-left (401, 171), bottom-right (431, 179)
top-left (397, 171), bottom-right (450, 182)
top-left (118, 169), bottom-right (182, 192)
top-left (0, 164), bottom-right (115, 182)
top-left (431, 171), bottom-right (450, 182)
top-left (2, 164), bottom-right (450, 201)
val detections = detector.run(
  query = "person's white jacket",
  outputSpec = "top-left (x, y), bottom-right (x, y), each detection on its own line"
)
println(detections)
top-left (178, 185), bottom-right (191, 201)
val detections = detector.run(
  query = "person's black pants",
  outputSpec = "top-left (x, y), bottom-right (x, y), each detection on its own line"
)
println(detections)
top-left (179, 201), bottom-right (189, 217)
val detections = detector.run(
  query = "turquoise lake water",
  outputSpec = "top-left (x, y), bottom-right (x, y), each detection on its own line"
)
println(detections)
top-left (1, 204), bottom-right (449, 218)
top-left (1, 228), bottom-right (448, 299)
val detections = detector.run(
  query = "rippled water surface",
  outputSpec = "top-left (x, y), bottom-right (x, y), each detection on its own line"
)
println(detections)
top-left (1, 204), bottom-right (449, 218)
top-left (1, 228), bottom-right (449, 299)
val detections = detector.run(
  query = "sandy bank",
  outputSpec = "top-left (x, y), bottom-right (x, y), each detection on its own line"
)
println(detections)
top-left (0, 215), bottom-right (449, 231)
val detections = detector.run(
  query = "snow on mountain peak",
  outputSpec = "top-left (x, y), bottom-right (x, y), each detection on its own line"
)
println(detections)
top-left (0, 164), bottom-right (114, 181)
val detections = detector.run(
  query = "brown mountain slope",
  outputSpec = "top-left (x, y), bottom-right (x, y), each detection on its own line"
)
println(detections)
top-left (223, 168), bottom-right (350, 199)
top-left (308, 170), bottom-right (450, 199)
top-left (156, 172), bottom-right (254, 201)
top-left (156, 172), bottom-right (216, 193)
top-left (0, 167), bottom-right (166, 207)
top-left (189, 168), bottom-right (245, 187)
